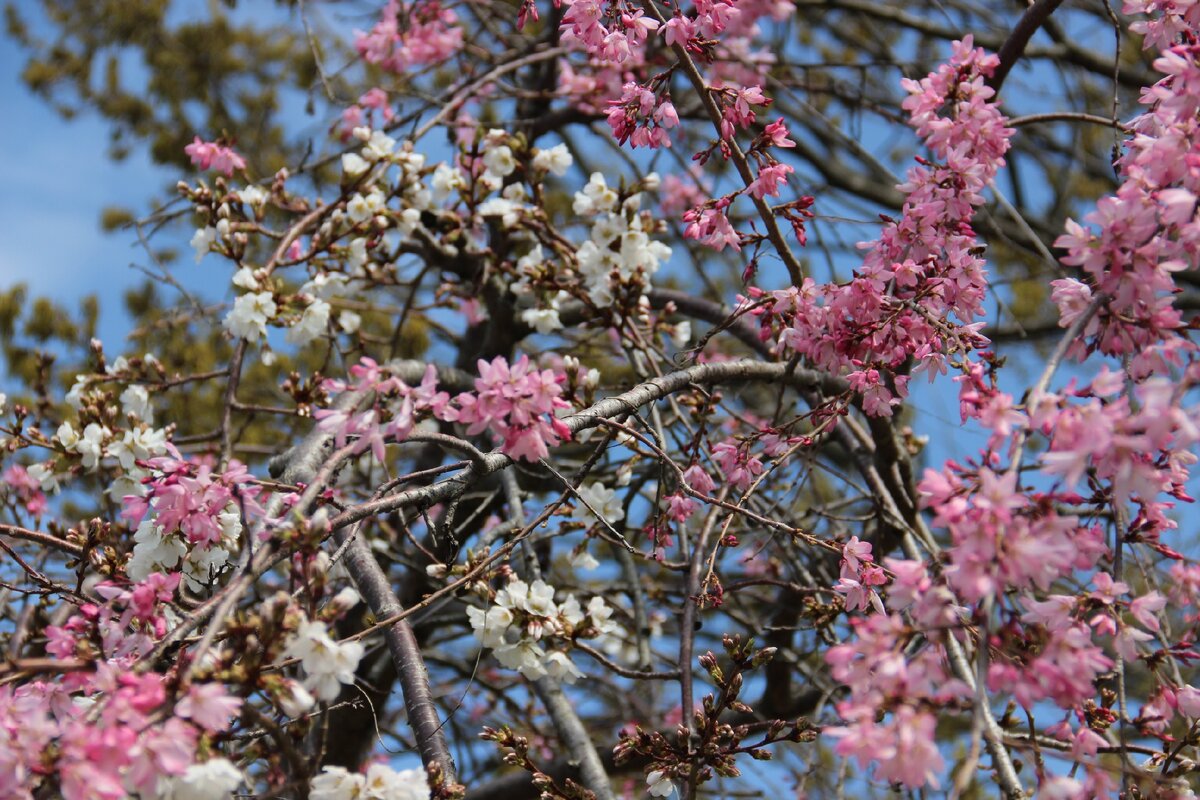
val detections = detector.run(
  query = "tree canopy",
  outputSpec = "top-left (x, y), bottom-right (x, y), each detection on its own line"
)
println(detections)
top-left (2, 0), bottom-right (1199, 798)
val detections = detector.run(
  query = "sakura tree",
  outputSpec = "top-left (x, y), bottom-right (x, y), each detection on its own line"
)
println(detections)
top-left (3, 0), bottom-right (1200, 798)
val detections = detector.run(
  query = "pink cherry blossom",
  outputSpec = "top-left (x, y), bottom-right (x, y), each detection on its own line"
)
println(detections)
top-left (184, 137), bottom-right (247, 176)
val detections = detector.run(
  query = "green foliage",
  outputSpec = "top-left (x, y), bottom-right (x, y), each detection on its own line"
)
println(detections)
top-left (6, 0), bottom-right (339, 172)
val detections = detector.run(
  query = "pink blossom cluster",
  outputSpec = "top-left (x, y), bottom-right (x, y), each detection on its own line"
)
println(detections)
top-left (710, 438), bottom-right (763, 490)
top-left (1, 464), bottom-right (47, 517)
top-left (952, 360), bottom-right (1023, 444)
top-left (606, 82), bottom-right (679, 148)
top-left (987, 616), bottom-right (1115, 711)
top-left (319, 356), bottom-right (572, 464)
top-left (1168, 561), bottom-right (1200, 620)
top-left (355, 0), bottom-right (463, 73)
top-left (831, 536), bottom-right (885, 614)
top-left (317, 360), bottom-right (454, 463)
top-left (823, 557), bottom-right (974, 789)
top-left (1035, 374), bottom-right (1200, 507)
top-left (559, 0), bottom-right (658, 64)
top-left (661, 0), bottom-right (789, 81)
top-left (452, 355), bottom-right (573, 462)
top-left (763, 37), bottom-right (1012, 415)
top-left (1053, 38), bottom-right (1200, 363)
top-left (716, 84), bottom-right (769, 140)
top-left (47, 572), bottom-right (181, 668)
top-left (121, 448), bottom-right (265, 549)
top-left (682, 202), bottom-right (742, 251)
top-left (662, 0), bottom-right (739, 50)
top-left (745, 161), bottom-right (793, 199)
top-left (879, 19), bottom-right (1200, 788)
top-left (183, 137), bottom-right (247, 176)
top-left (919, 466), bottom-right (1103, 603)
top-left (556, 0), bottom-right (782, 144)
top-left (337, 87), bottom-right (395, 140)
top-left (1124, 0), bottom-right (1200, 53)
top-left (3, 572), bottom-right (241, 799)
top-left (658, 171), bottom-right (709, 217)
top-left (665, 463), bottom-right (717, 522)
top-left (824, 608), bottom-right (968, 788)
top-left (1139, 680), bottom-right (1200, 734)
top-left (675, 118), bottom-right (798, 244)
top-left (556, 56), bottom-right (635, 117)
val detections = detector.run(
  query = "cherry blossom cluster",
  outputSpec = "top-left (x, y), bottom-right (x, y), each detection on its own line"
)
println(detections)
top-left (453, 355), bottom-right (573, 462)
top-left (831, 535), bottom-right (885, 614)
top-left (762, 36), bottom-right (1012, 415)
top-left (502, 167), bottom-right (673, 327)
top-left (355, 0), bottom-right (463, 73)
top-left (2, 463), bottom-right (47, 517)
top-left (13, 0), bottom-right (1200, 797)
top-left (26, 359), bottom-right (172, 498)
top-left (570, 172), bottom-right (673, 307)
top-left (987, 585), bottom-right (1118, 710)
top-left (663, 462), bottom-right (716, 523)
top-left (467, 577), bottom-right (619, 682)
top-left (54, 415), bottom-right (169, 477)
top-left (1053, 20), bottom-right (1200, 365)
top-left (209, 127), bottom-right (433, 347)
top-left (184, 137), bottom-right (246, 177)
top-left (825, 561), bottom-right (966, 789)
top-left (681, 117), bottom-right (806, 255)
top-left (284, 613), bottom-right (366, 702)
top-left (682, 200), bottom-right (743, 252)
top-left (919, 466), bottom-right (1104, 603)
top-left (819, 13), bottom-right (1200, 792)
top-left (317, 359), bottom-right (453, 461)
top-left (337, 87), bottom-right (395, 141)
top-left (120, 450), bottom-right (265, 589)
top-left (200, 124), bottom-right (678, 359)
top-left (556, 0), bottom-right (784, 140)
top-left (710, 437), bottom-right (763, 491)
top-left (318, 355), bottom-right (572, 463)
top-left (606, 81), bottom-right (679, 149)
top-left (3, 572), bottom-right (244, 800)
top-left (310, 764), bottom-right (430, 800)
top-left (559, 0), bottom-right (659, 65)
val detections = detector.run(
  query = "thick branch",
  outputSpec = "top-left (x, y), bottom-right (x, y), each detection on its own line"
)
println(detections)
top-left (327, 360), bottom-right (845, 531)
top-left (988, 0), bottom-right (1068, 93)
top-left (333, 521), bottom-right (457, 782)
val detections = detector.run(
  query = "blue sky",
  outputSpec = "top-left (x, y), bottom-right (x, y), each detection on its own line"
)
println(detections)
top-left (0, 29), bottom-right (181, 346)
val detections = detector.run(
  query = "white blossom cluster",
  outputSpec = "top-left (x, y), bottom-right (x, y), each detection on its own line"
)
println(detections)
top-left (562, 355), bottom-right (601, 394)
top-left (157, 757), bottom-right (243, 800)
top-left (218, 125), bottom-right (434, 346)
top-left (575, 480), bottom-right (625, 524)
top-left (467, 578), bottom-right (619, 682)
top-left (466, 137), bottom-right (571, 238)
top-left (416, 132), bottom-right (599, 337)
top-left (572, 172), bottom-right (669, 307)
top-left (283, 616), bottom-right (366, 702)
top-left (338, 125), bottom-right (429, 236)
top-left (190, 221), bottom-right (223, 263)
top-left (37, 362), bottom-right (170, 498)
top-left (189, 183), bottom-right (275, 266)
top-left (510, 172), bottom-right (671, 334)
top-left (310, 764), bottom-right (429, 800)
top-left (222, 290), bottom-right (277, 343)
top-left (430, 136), bottom-right (572, 209)
top-left (514, 178), bottom-right (670, 338)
